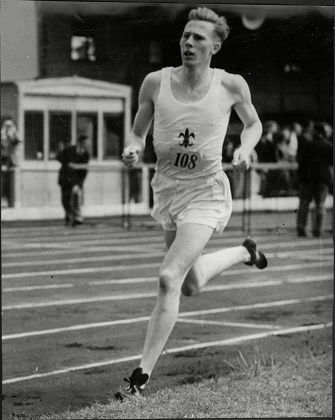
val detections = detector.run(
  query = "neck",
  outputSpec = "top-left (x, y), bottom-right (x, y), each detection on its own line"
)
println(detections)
top-left (181, 63), bottom-right (212, 88)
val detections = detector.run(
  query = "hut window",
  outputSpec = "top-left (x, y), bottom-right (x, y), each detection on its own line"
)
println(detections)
top-left (24, 111), bottom-right (44, 160)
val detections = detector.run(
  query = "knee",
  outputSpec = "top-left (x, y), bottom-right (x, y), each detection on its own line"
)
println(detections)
top-left (158, 268), bottom-right (182, 297)
top-left (181, 281), bottom-right (199, 297)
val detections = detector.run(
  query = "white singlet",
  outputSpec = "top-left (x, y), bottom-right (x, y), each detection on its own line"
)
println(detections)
top-left (153, 66), bottom-right (231, 180)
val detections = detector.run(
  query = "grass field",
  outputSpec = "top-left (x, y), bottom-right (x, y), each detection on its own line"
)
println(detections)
top-left (37, 344), bottom-right (332, 419)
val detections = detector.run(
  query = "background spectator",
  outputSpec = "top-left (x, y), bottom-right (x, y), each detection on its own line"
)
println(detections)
top-left (57, 135), bottom-right (90, 226)
top-left (290, 122), bottom-right (302, 157)
top-left (321, 122), bottom-right (334, 195)
top-left (1, 117), bottom-right (21, 207)
top-left (254, 120), bottom-right (277, 197)
top-left (322, 122), bottom-right (333, 142)
top-left (275, 125), bottom-right (296, 196)
top-left (296, 122), bottom-right (333, 237)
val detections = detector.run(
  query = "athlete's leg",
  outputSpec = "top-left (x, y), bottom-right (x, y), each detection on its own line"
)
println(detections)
top-left (181, 244), bottom-right (251, 296)
top-left (164, 227), bottom-right (256, 296)
top-left (139, 223), bottom-right (214, 377)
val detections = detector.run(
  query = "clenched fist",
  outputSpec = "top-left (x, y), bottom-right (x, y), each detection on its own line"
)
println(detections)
top-left (122, 146), bottom-right (140, 168)
top-left (232, 147), bottom-right (251, 171)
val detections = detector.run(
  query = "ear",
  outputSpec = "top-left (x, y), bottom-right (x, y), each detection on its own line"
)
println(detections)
top-left (212, 41), bottom-right (221, 55)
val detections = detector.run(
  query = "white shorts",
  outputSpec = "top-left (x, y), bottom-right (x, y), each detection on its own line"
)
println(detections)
top-left (151, 171), bottom-right (233, 232)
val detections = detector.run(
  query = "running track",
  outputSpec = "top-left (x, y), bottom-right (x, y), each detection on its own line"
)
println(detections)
top-left (2, 216), bottom-right (333, 417)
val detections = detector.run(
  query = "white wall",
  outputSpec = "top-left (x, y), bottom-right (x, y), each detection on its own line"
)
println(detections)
top-left (1, 0), bottom-right (38, 82)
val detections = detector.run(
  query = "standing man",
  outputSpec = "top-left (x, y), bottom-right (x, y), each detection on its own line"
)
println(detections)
top-left (1, 118), bottom-right (21, 207)
top-left (116, 7), bottom-right (267, 399)
top-left (296, 122), bottom-right (333, 237)
top-left (57, 135), bottom-right (90, 226)
top-left (254, 121), bottom-right (278, 197)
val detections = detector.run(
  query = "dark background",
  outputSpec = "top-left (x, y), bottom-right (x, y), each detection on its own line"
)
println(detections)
top-left (36, 2), bottom-right (333, 124)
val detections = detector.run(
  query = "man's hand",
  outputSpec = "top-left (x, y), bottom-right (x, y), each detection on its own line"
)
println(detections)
top-left (122, 145), bottom-right (141, 168)
top-left (232, 147), bottom-right (251, 171)
top-left (72, 184), bottom-right (80, 194)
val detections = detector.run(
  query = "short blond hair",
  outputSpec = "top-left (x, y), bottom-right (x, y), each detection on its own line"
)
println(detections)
top-left (188, 7), bottom-right (230, 42)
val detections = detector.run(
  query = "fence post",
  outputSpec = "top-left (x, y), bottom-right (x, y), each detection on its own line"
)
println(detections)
top-left (121, 166), bottom-right (131, 229)
top-left (242, 168), bottom-right (252, 235)
top-left (9, 167), bottom-right (17, 207)
top-left (246, 168), bottom-right (252, 235)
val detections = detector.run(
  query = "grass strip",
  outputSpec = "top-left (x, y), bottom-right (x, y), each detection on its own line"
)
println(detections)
top-left (38, 348), bottom-right (331, 419)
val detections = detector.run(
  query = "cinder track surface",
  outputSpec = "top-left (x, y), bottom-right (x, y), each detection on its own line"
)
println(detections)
top-left (2, 213), bottom-right (333, 418)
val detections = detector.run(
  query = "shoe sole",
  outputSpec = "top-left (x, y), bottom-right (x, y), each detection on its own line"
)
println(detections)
top-left (114, 390), bottom-right (143, 402)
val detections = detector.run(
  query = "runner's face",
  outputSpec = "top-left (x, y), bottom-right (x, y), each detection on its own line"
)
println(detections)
top-left (180, 20), bottom-right (220, 66)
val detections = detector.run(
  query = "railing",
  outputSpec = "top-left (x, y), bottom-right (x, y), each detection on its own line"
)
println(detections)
top-left (120, 162), bottom-right (307, 232)
top-left (2, 162), bottom-right (332, 231)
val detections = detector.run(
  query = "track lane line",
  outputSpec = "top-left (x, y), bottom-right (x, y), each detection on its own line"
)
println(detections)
top-left (2, 268), bottom-right (332, 293)
top-left (2, 262), bottom-right (157, 279)
top-left (2, 237), bottom-right (332, 260)
top-left (1, 245), bottom-right (164, 259)
top-left (2, 294), bottom-right (332, 339)
top-left (2, 322), bottom-right (332, 384)
top-left (176, 318), bottom-right (281, 329)
top-left (180, 295), bottom-right (332, 317)
top-left (1, 229), bottom-right (161, 241)
top-left (2, 276), bottom-right (332, 309)
top-left (87, 267), bottom-right (332, 286)
top-left (0, 228), bottom-right (266, 243)
top-left (3, 284), bottom-right (75, 292)
top-left (2, 246), bottom-right (333, 268)
top-left (2, 259), bottom-right (332, 281)
top-left (2, 251), bottom-right (166, 268)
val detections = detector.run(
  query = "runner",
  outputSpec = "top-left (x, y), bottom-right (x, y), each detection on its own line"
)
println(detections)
top-left (116, 6), bottom-right (267, 400)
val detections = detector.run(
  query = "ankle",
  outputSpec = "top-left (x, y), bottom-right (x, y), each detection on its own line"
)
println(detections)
top-left (241, 245), bottom-right (251, 263)
top-left (129, 367), bottom-right (150, 390)
top-left (138, 366), bottom-right (150, 382)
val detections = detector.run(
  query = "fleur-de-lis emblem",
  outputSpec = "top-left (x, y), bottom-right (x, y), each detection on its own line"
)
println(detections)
top-left (178, 128), bottom-right (195, 148)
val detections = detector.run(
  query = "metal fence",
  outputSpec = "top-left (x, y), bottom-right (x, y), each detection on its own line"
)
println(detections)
top-left (2, 162), bottom-right (332, 231)
top-left (120, 162), bottom-right (310, 233)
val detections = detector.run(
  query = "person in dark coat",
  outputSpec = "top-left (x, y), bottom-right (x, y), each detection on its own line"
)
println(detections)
top-left (1, 118), bottom-right (21, 206)
top-left (57, 135), bottom-right (90, 226)
top-left (254, 121), bottom-right (277, 197)
top-left (296, 122), bottom-right (333, 237)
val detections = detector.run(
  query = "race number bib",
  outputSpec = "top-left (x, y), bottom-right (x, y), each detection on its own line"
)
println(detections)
top-left (172, 149), bottom-right (200, 170)
top-left (171, 124), bottom-right (201, 171)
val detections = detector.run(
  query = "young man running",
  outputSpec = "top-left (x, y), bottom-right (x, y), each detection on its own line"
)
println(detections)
top-left (116, 7), bottom-right (267, 399)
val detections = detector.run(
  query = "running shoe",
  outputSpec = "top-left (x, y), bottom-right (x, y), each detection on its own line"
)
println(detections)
top-left (242, 238), bottom-right (267, 269)
top-left (114, 367), bottom-right (149, 401)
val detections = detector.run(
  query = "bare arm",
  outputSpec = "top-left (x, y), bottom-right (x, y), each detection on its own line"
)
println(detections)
top-left (230, 75), bottom-right (262, 169)
top-left (122, 72), bottom-right (159, 167)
